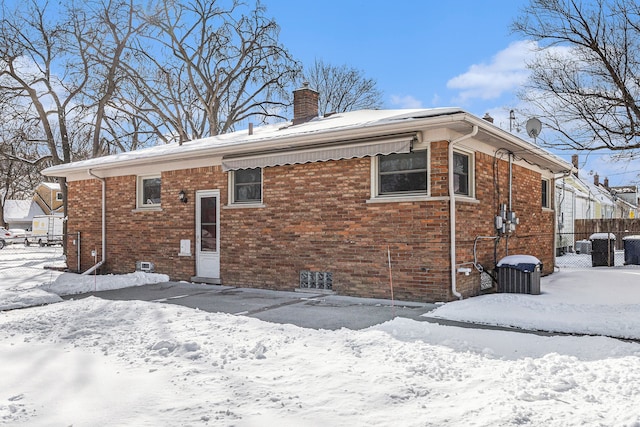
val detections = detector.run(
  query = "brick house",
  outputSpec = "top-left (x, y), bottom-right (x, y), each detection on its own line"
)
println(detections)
top-left (42, 86), bottom-right (571, 302)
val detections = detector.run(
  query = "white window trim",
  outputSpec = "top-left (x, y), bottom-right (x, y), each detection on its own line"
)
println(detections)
top-left (136, 174), bottom-right (161, 209)
top-left (542, 178), bottom-right (551, 209)
top-left (453, 149), bottom-right (475, 198)
top-left (55, 191), bottom-right (63, 201)
top-left (370, 149), bottom-right (431, 200)
top-left (228, 168), bottom-right (264, 207)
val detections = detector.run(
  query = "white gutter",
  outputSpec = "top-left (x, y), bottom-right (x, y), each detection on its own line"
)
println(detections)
top-left (41, 119), bottom-right (450, 176)
top-left (83, 169), bottom-right (106, 275)
top-left (448, 125), bottom-right (478, 300)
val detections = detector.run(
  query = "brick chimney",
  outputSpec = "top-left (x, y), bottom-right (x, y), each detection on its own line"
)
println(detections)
top-left (571, 154), bottom-right (579, 172)
top-left (604, 177), bottom-right (609, 188)
top-left (594, 173), bottom-right (600, 186)
top-left (293, 82), bottom-right (319, 125)
top-left (482, 113), bottom-right (494, 123)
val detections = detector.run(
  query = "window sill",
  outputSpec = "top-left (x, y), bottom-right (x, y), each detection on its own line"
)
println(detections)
top-left (451, 195), bottom-right (480, 204)
top-left (367, 195), bottom-right (431, 204)
top-left (367, 195), bottom-right (480, 204)
top-left (132, 207), bottom-right (163, 213)
top-left (224, 203), bottom-right (266, 209)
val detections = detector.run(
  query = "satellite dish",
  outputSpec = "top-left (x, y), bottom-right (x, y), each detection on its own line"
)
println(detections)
top-left (525, 118), bottom-right (542, 139)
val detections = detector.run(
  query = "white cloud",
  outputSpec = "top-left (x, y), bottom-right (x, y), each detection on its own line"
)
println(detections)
top-left (389, 94), bottom-right (423, 109)
top-left (447, 40), bottom-right (537, 103)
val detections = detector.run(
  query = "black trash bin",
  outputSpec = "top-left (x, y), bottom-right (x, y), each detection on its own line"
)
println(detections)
top-left (590, 233), bottom-right (616, 267)
top-left (497, 255), bottom-right (542, 295)
top-left (623, 235), bottom-right (640, 265)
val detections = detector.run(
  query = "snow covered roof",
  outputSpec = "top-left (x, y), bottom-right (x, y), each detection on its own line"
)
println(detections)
top-left (40, 182), bottom-right (60, 191)
top-left (610, 185), bottom-right (637, 194)
top-left (572, 171), bottom-right (616, 206)
top-left (42, 108), bottom-right (571, 179)
top-left (3, 200), bottom-right (45, 222)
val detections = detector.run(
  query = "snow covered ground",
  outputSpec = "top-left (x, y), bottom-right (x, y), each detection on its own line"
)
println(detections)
top-left (2, 246), bottom-right (640, 425)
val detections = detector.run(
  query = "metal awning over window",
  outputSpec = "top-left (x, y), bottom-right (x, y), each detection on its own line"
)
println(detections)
top-left (221, 134), bottom-right (416, 171)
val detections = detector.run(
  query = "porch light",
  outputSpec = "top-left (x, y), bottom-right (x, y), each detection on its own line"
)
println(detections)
top-left (178, 190), bottom-right (188, 203)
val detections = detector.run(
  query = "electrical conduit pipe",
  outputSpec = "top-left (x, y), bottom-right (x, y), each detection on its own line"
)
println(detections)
top-left (448, 125), bottom-right (478, 299)
top-left (83, 169), bottom-right (106, 275)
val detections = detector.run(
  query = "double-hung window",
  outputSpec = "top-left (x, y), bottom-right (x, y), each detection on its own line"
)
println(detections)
top-left (377, 150), bottom-right (428, 196)
top-left (453, 151), bottom-right (472, 196)
top-left (541, 179), bottom-right (550, 208)
top-left (231, 168), bottom-right (262, 204)
top-left (137, 175), bottom-right (161, 208)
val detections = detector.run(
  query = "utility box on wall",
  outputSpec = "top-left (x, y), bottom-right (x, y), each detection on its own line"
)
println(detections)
top-left (497, 255), bottom-right (541, 295)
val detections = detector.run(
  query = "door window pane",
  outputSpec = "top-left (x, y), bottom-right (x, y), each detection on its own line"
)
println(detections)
top-left (200, 196), bottom-right (217, 252)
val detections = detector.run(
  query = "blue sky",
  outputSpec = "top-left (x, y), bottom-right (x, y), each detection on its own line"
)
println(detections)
top-left (267, 1), bottom-right (523, 114)
top-left (265, 0), bottom-right (640, 187)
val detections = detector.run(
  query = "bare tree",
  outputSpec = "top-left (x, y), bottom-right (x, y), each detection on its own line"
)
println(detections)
top-left (0, 0), bottom-right (147, 244)
top-left (0, 123), bottom-right (49, 227)
top-left (0, 0), bottom-right (78, 166)
top-left (513, 0), bottom-right (640, 153)
top-left (122, 0), bottom-right (300, 144)
top-left (72, 0), bottom-right (148, 157)
top-left (0, 0), bottom-right (300, 159)
top-left (303, 59), bottom-right (383, 115)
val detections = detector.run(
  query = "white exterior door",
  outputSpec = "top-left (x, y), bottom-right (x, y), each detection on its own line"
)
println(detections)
top-left (196, 190), bottom-right (220, 280)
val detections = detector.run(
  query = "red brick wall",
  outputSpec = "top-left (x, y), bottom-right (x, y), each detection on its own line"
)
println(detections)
top-left (66, 167), bottom-right (227, 277)
top-left (66, 141), bottom-right (555, 302)
top-left (222, 158), bottom-right (451, 301)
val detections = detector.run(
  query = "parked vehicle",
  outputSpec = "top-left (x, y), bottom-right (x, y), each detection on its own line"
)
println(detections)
top-left (8, 229), bottom-right (27, 240)
top-left (25, 215), bottom-right (64, 247)
top-left (0, 227), bottom-right (12, 249)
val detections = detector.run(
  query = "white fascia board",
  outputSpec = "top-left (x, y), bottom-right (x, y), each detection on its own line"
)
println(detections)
top-left (60, 156), bottom-right (222, 182)
top-left (43, 109), bottom-right (571, 179)
top-left (42, 112), bottom-right (466, 179)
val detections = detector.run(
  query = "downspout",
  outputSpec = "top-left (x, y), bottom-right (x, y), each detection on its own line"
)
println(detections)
top-left (83, 169), bottom-right (106, 275)
top-left (506, 153), bottom-right (513, 254)
top-left (449, 125), bottom-right (478, 300)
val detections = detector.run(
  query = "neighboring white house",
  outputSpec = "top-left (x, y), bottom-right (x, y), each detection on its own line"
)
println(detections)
top-left (610, 185), bottom-right (639, 219)
top-left (3, 200), bottom-right (45, 230)
top-left (2, 181), bottom-right (64, 230)
top-left (554, 154), bottom-right (637, 253)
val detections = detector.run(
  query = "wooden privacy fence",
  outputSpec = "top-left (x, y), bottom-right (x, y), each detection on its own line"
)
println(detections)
top-left (574, 219), bottom-right (640, 249)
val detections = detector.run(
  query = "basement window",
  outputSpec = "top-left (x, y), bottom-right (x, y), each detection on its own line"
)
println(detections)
top-left (137, 175), bottom-right (161, 208)
top-left (300, 270), bottom-right (333, 290)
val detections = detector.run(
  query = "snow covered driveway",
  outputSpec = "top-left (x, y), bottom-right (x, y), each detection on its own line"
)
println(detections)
top-left (0, 245), bottom-right (65, 291)
top-left (429, 266), bottom-right (640, 339)
top-left (3, 247), bottom-right (640, 425)
top-left (2, 296), bottom-right (640, 426)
